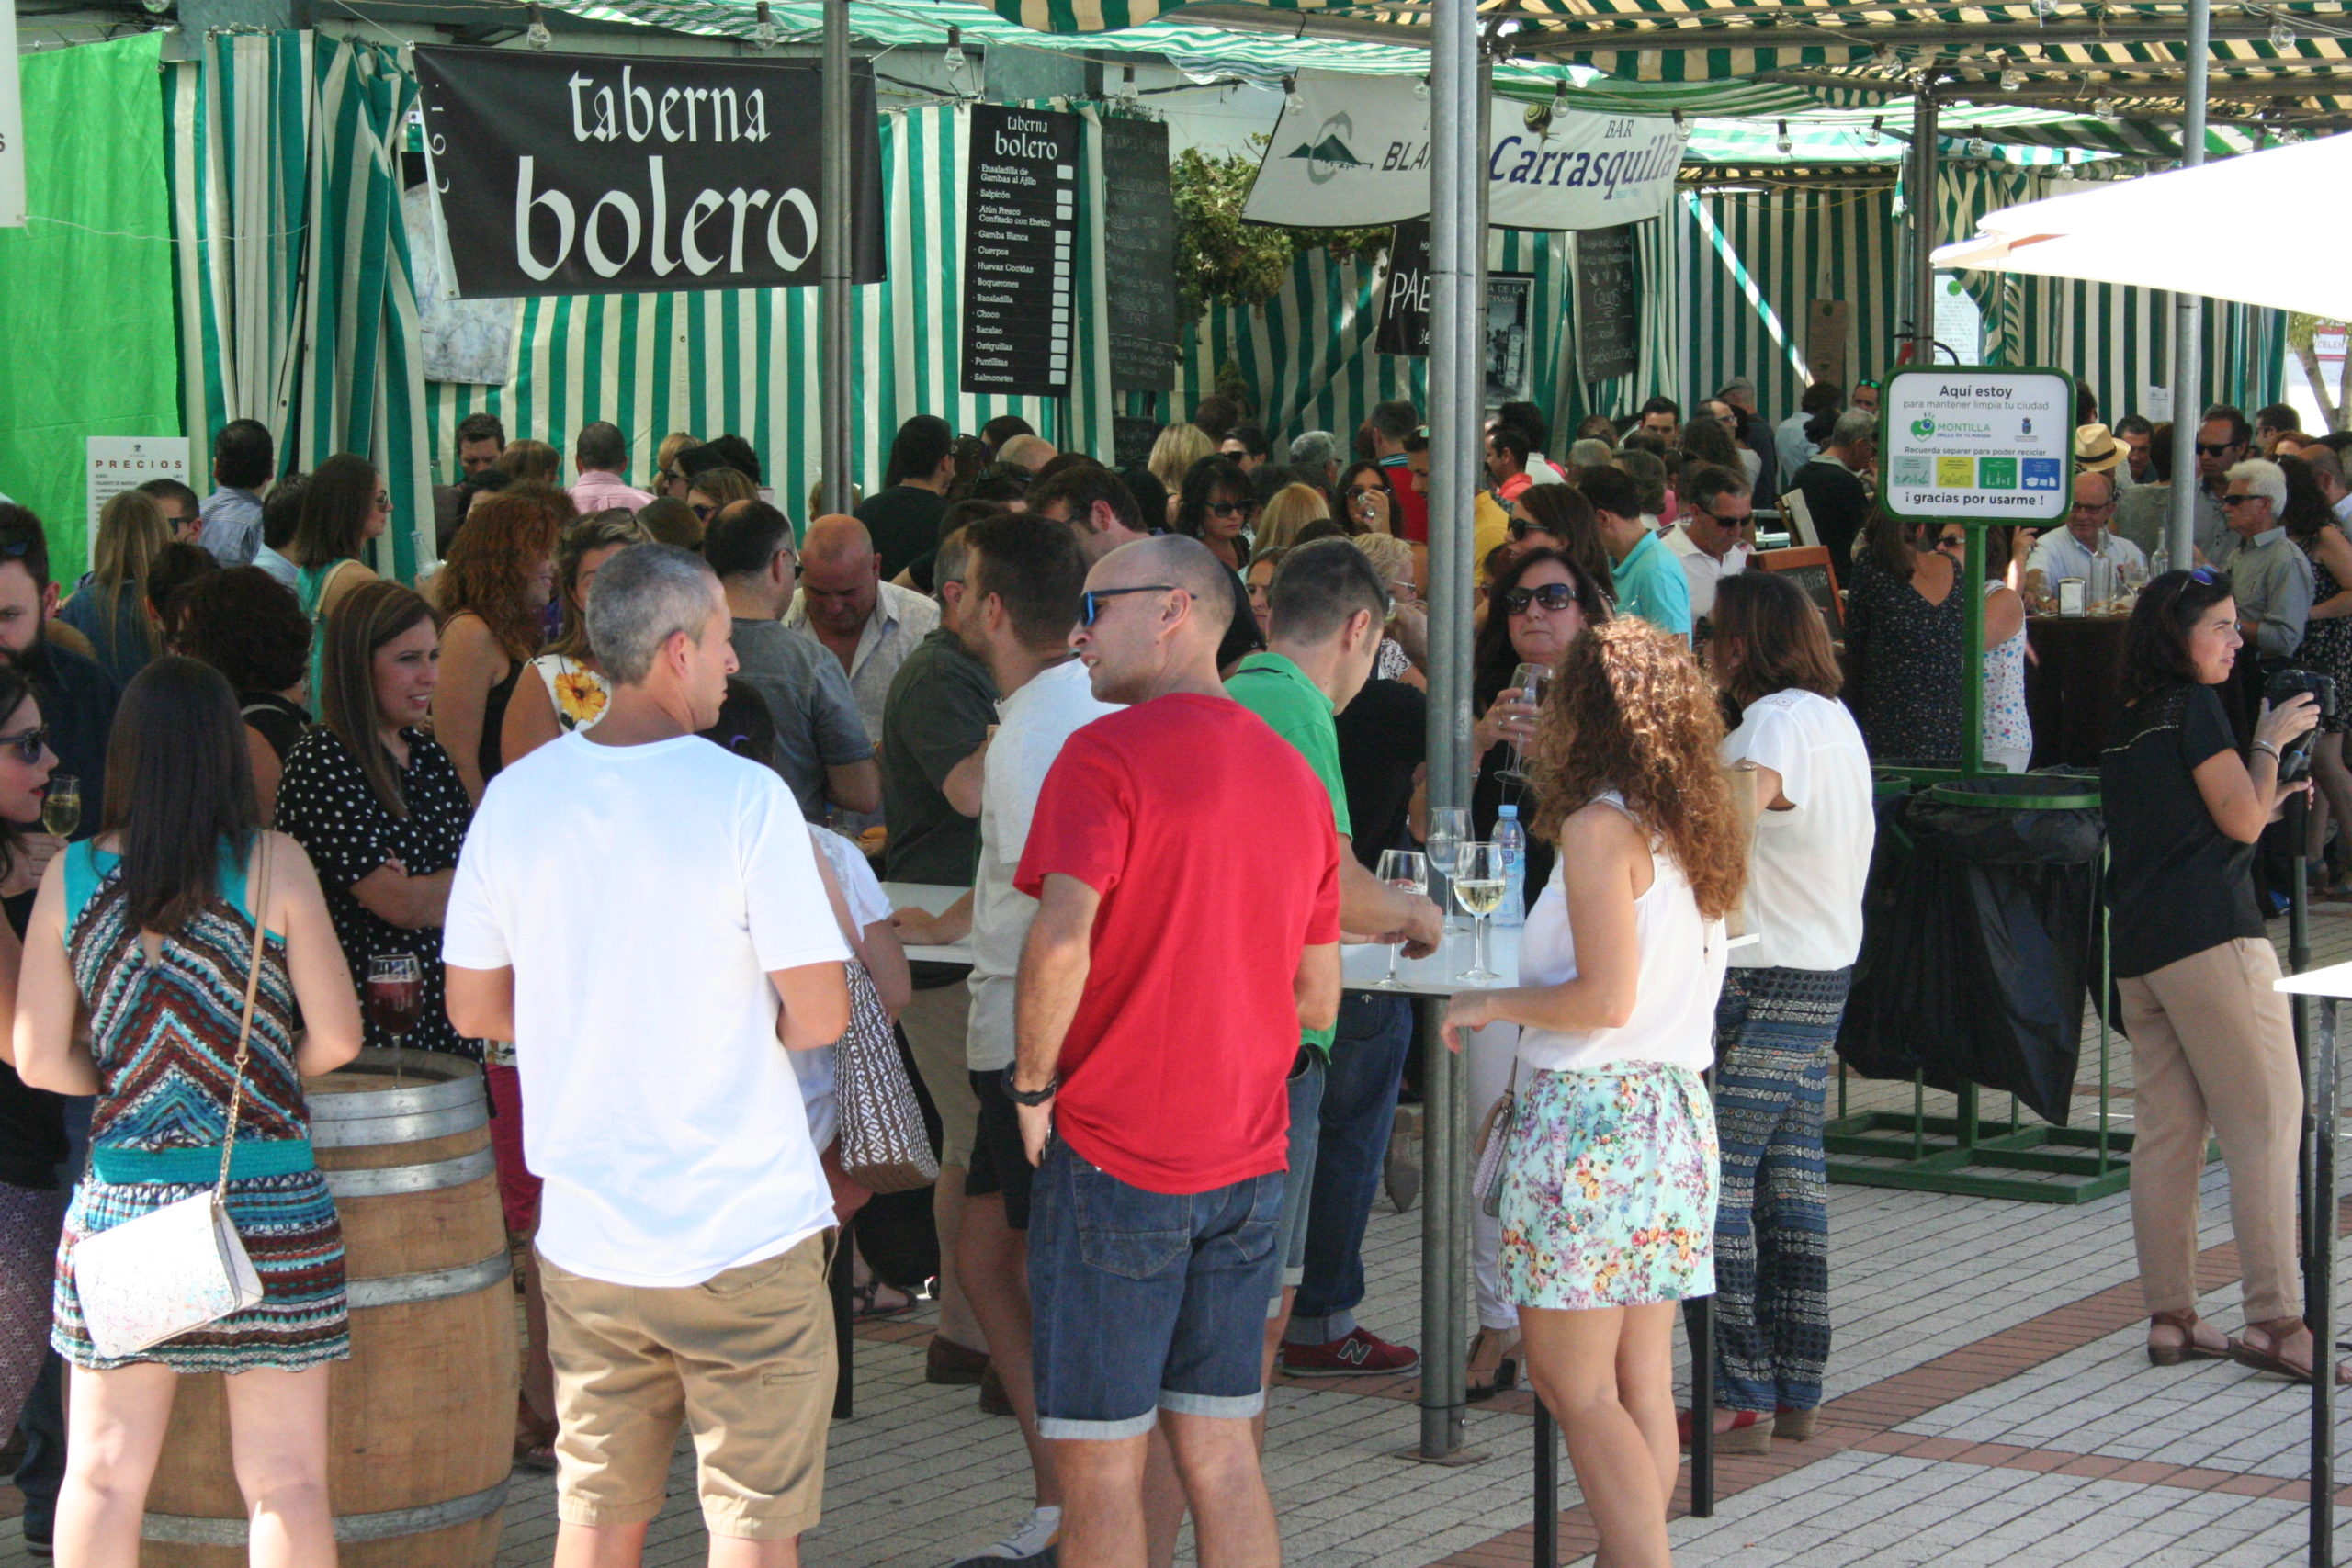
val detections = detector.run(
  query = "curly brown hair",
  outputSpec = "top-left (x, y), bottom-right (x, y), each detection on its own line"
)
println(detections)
top-left (1526, 617), bottom-right (1747, 922)
top-left (440, 488), bottom-right (568, 660)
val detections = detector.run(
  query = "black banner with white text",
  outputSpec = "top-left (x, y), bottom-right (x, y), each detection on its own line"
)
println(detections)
top-left (413, 46), bottom-right (884, 299)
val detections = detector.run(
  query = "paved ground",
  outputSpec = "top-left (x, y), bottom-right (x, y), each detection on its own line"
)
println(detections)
top-left (2, 910), bottom-right (2349, 1566)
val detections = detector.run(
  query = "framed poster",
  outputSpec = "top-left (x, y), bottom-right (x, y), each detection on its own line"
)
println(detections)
top-left (1484, 274), bottom-right (1535, 406)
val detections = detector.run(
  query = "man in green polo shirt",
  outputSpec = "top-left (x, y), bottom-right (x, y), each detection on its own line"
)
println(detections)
top-left (1581, 463), bottom-right (1692, 639)
top-left (1224, 539), bottom-right (1442, 1413)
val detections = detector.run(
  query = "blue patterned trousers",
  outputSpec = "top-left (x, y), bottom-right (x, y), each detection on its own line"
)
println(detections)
top-left (1705, 965), bottom-right (1850, 1415)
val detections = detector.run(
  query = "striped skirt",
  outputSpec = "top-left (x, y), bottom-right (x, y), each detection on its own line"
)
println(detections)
top-left (53, 1169), bottom-right (350, 1372)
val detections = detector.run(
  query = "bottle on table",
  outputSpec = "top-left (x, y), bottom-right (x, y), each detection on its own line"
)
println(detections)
top-left (1493, 804), bottom-right (1525, 930)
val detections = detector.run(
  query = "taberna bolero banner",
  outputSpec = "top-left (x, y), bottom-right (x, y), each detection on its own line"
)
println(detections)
top-left (412, 46), bottom-right (885, 299)
top-left (1242, 72), bottom-right (1686, 232)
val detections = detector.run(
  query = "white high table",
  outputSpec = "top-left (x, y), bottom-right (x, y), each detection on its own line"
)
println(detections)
top-left (2270, 961), bottom-right (2346, 1568)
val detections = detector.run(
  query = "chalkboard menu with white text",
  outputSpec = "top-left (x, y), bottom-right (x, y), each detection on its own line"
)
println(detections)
top-left (962, 104), bottom-right (1080, 397)
top-left (1374, 219), bottom-right (1431, 359)
top-left (1101, 117), bottom-right (1177, 391)
top-left (1573, 223), bottom-right (1640, 383)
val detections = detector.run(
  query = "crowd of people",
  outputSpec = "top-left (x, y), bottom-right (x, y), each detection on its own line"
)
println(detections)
top-left (0, 371), bottom-right (2332, 1568)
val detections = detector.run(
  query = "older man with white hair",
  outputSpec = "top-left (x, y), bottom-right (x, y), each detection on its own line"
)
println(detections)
top-left (2220, 458), bottom-right (2314, 661)
top-left (1288, 431), bottom-right (1340, 491)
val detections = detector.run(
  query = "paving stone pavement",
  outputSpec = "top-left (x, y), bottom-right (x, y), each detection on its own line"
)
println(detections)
top-left (0, 915), bottom-right (2346, 1565)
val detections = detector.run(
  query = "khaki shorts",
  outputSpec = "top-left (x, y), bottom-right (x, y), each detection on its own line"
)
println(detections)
top-left (901, 983), bottom-right (979, 1169)
top-left (540, 1234), bottom-right (836, 1540)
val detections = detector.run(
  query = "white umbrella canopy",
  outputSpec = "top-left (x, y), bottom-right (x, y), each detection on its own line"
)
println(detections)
top-left (1932, 130), bottom-right (2352, 321)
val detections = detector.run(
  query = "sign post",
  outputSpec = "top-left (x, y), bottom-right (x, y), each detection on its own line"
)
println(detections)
top-left (1878, 365), bottom-right (2075, 777)
top-left (0, 0), bottom-right (23, 231)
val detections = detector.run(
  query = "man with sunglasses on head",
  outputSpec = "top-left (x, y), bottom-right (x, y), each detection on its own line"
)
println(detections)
top-left (1012, 534), bottom-right (1340, 1568)
top-left (1665, 464), bottom-right (1755, 625)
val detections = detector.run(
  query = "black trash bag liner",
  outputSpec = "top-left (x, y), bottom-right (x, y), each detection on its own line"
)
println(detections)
top-left (1835, 788), bottom-right (2104, 1125)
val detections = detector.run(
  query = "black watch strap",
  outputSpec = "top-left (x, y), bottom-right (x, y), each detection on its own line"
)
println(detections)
top-left (1003, 1072), bottom-right (1059, 1107)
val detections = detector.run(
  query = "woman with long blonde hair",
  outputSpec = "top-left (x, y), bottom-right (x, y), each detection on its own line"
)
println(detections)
top-left (62, 491), bottom-right (173, 688)
top-left (1442, 619), bottom-right (1746, 1568)
top-left (1147, 423), bottom-right (1214, 522)
top-left (1254, 482), bottom-right (1332, 554)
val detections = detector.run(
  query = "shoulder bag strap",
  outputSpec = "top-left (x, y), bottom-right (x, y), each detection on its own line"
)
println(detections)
top-left (214, 834), bottom-right (274, 1201)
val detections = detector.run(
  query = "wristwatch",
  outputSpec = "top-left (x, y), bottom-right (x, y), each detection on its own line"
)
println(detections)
top-left (1004, 1074), bottom-right (1059, 1107)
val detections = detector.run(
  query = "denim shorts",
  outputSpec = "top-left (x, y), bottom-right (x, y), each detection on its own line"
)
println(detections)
top-left (1027, 1140), bottom-right (1285, 1440)
top-left (1270, 1051), bottom-right (1325, 1314)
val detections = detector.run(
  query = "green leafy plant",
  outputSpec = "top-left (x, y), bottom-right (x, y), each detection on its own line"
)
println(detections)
top-left (1170, 140), bottom-right (1388, 315)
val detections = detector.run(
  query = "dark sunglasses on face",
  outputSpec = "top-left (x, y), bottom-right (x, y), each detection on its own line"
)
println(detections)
top-left (1937, 533), bottom-right (1966, 550)
top-left (691, 502), bottom-right (718, 521)
top-left (1079, 584), bottom-right (1190, 626)
top-left (0, 726), bottom-right (49, 765)
top-left (2221, 493), bottom-right (2265, 508)
top-left (1497, 582), bottom-right (1580, 615)
top-left (2196, 441), bottom-right (2240, 457)
top-left (1505, 518), bottom-right (1555, 542)
top-left (1206, 500), bottom-right (1256, 520)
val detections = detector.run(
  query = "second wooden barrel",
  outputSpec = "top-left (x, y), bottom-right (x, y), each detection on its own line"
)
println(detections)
top-left (142, 1048), bottom-right (519, 1568)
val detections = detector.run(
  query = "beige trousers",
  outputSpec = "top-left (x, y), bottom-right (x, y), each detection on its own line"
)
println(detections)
top-left (2118, 936), bottom-right (2304, 1325)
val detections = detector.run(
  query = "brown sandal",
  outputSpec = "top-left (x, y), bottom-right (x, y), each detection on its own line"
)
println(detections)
top-left (1465, 1327), bottom-right (1521, 1401)
top-left (514, 1397), bottom-right (558, 1472)
top-left (2232, 1318), bottom-right (2352, 1384)
top-left (2146, 1309), bottom-right (2235, 1368)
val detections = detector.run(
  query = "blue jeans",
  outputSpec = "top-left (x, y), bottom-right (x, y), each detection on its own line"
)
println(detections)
top-left (1287, 993), bottom-right (1414, 1344)
top-left (1270, 1054), bottom-right (1325, 1313)
top-left (1027, 1141), bottom-right (1284, 1440)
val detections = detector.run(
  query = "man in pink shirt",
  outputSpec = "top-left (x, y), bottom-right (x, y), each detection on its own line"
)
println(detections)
top-left (569, 422), bottom-right (655, 513)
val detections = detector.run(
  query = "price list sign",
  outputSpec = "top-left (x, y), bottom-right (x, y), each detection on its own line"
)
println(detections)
top-left (962, 105), bottom-right (1080, 397)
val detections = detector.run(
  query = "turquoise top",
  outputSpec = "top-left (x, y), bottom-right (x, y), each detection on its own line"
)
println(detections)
top-left (1613, 529), bottom-right (1694, 639)
top-left (63, 838), bottom-right (277, 944)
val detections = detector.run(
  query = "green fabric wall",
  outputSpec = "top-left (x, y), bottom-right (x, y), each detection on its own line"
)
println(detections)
top-left (0, 34), bottom-right (180, 571)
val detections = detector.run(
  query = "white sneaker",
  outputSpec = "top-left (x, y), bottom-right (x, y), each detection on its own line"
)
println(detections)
top-left (948, 1506), bottom-right (1061, 1566)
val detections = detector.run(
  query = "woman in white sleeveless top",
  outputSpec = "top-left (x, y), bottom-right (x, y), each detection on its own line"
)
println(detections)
top-left (1442, 618), bottom-right (1748, 1568)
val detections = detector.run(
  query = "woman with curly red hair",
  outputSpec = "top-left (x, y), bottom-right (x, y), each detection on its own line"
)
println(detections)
top-left (1442, 619), bottom-right (1747, 1568)
top-left (434, 486), bottom-right (569, 803)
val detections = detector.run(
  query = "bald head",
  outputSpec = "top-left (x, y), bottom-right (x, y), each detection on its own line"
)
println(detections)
top-left (998, 434), bottom-right (1057, 474)
top-left (1074, 535), bottom-right (1234, 704)
top-left (802, 513), bottom-right (875, 567)
top-left (1097, 535), bottom-right (1234, 637)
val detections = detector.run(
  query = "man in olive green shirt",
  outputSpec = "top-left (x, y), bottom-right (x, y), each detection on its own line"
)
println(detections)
top-left (1224, 540), bottom-right (1441, 1404)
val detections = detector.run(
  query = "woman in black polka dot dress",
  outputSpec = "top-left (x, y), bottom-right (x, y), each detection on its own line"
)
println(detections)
top-left (275, 581), bottom-right (479, 1060)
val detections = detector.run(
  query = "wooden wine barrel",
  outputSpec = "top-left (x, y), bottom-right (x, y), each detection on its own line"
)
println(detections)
top-left (141, 1049), bottom-right (519, 1567)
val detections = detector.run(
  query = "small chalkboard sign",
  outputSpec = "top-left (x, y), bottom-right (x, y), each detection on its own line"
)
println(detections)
top-left (1756, 546), bottom-right (1844, 634)
top-left (1574, 224), bottom-right (1640, 384)
top-left (1101, 117), bottom-right (1179, 392)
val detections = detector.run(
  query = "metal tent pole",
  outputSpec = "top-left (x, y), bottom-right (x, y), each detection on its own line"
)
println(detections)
top-left (1909, 81), bottom-right (1939, 375)
top-left (2165, 0), bottom-right (2210, 570)
top-left (2310, 994), bottom-right (2336, 1568)
top-left (1418, 0), bottom-right (1479, 1465)
top-left (819, 0), bottom-right (854, 515)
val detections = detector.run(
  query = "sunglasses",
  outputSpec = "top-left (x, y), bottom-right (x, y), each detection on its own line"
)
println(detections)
top-left (2220, 493), bottom-right (2266, 508)
top-left (1079, 584), bottom-right (1190, 626)
top-left (1936, 533), bottom-right (1966, 549)
top-left (1496, 582), bottom-right (1581, 615)
top-left (0, 535), bottom-right (35, 561)
top-left (1206, 500), bottom-right (1257, 519)
top-left (2196, 442), bottom-right (2241, 457)
top-left (2190, 565), bottom-right (2224, 584)
top-left (691, 502), bottom-right (718, 521)
top-left (0, 726), bottom-right (50, 766)
top-left (373, 491), bottom-right (391, 511)
top-left (1505, 518), bottom-right (1555, 542)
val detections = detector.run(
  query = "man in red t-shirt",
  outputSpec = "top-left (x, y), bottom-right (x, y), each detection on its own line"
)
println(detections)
top-left (1368, 399), bottom-right (1429, 542)
top-left (1012, 534), bottom-right (1340, 1568)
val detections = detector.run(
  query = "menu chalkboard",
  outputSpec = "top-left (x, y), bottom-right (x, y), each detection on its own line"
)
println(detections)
top-left (963, 104), bottom-right (1081, 398)
top-left (1374, 219), bottom-right (1431, 359)
top-left (1574, 223), bottom-right (1640, 384)
top-left (1101, 117), bottom-right (1178, 392)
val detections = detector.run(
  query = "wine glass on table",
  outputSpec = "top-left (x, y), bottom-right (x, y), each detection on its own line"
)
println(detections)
top-left (1497, 662), bottom-right (1552, 784)
top-left (1427, 807), bottom-right (1468, 931)
top-left (40, 776), bottom-right (79, 840)
top-left (1452, 843), bottom-right (1506, 985)
top-left (1374, 850), bottom-right (1428, 989)
top-left (367, 954), bottom-right (423, 1085)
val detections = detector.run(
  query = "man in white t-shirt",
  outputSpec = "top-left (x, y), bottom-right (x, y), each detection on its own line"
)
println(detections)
top-left (445, 543), bottom-right (851, 1568)
top-left (1665, 463), bottom-right (1755, 626)
top-left (888, 513), bottom-right (1117, 1568)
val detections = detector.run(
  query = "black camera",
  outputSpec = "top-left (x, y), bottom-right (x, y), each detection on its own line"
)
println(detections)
top-left (2263, 667), bottom-right (2338, 781)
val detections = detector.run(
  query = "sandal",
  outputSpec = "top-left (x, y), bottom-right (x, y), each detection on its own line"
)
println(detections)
top-left (1677, 1407), bottom-right (1771, 1456)
top-left (851, 1278), bottom-right (917, 1324)
top-left (514, 1397), bottom-right (558, 1472)
top-left (2146, 1309), bottom-right (2235, 1368)
top-left (2232, 1317), bottom-right (2352, 1385)
top-left (1465, 1326), bottom-right (1521, 1402)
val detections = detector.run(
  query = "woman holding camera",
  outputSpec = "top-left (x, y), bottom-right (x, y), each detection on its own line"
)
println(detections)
top-left (2103, 568), bottom-right (2336, 1382)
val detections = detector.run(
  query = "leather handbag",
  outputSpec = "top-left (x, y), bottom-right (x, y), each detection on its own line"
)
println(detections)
top-left (74, 839), bottom-right (274, 1359)
top-left (1471, 1062), bottom-right (1521, 1221)
top-left (831, 960), bottom-right (940, 1195)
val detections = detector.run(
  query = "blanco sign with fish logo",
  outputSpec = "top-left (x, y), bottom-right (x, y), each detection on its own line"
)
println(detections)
top-left (1244, 72), bottom-right (1686, 231)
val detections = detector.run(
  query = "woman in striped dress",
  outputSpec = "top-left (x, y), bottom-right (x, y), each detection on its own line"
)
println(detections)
top-left (14, 656), bottom-right (363, 1567)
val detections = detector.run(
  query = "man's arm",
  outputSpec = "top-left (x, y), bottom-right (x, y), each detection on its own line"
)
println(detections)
top-left (1338, 844), bottom-right (1440, 957)
top-left (824, 758), bottom-right (882, 816)
top-left (446, 964), bottom-right (518, 1043)
top-left (942, 734), bottom-right (989, 819)
top-left (1293, 942), bottom-right (1340, 1034)
top-left (1012, 873), bottom-right (1100, 1163)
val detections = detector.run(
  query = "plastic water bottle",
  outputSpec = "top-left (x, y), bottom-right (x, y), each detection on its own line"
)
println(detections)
top-left (1494, 804), bottom-right (1526, 929)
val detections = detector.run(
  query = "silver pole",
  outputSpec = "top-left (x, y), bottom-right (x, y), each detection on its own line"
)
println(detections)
top-left (820, 0), bottom-right (854, 515)
top-left (1419, 0), bottom-right (1479, 1463)
top-left (2165, 0), bottom-right (2210, 570)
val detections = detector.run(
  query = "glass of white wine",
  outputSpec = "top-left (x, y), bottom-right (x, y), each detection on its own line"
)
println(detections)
top-left (1427, 807), bottom-right (1468, 931)
top-left (1498, 661), bottom-right (1552, 783)
top-left (1452, 842), bottom-right (1506, 984)
top-left (1374, 849), bottom-right (1428, 989)
top-left (40, 775), bottom-right (79, 840)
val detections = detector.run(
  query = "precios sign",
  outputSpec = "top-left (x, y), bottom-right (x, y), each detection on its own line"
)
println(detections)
top-left (413, 47), bottom-right (883, 299)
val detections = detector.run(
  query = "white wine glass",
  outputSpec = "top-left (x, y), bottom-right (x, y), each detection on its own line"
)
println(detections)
top-left (1453, 842), bottom-right (1506, 984)
top-left (1427, 807), bottom-right (1469, 931)
top-left (40, 776), bottom-right (79, 840)
top-left (1374, 850), bottom-right (1428, 989)
top-left (1498, 661), bottom-right (1553, 783)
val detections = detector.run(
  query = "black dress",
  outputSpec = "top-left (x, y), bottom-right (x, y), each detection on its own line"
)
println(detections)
top-left (275, 726), bottom-right (479, 1059)
top-left (1843, 553), bottom-right (1967, 766)
top-left (480, 662), bottom-right (522, 783)
top-left (239, 692), bottom-right (310, 763)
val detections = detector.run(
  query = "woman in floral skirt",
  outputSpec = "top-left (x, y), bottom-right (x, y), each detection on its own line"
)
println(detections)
top-left (1442, 618), bottom-right (1747, 1568)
